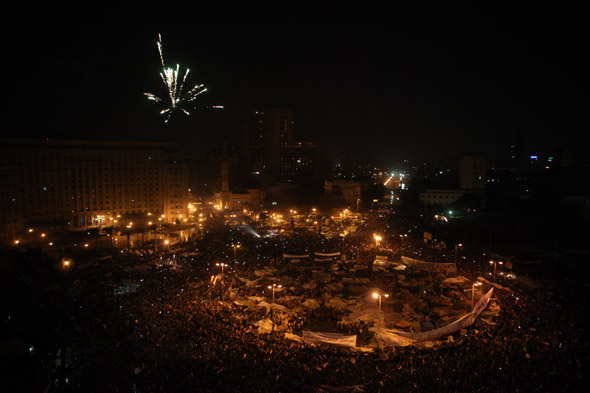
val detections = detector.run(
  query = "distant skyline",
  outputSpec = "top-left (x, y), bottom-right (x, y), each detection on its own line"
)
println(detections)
top-left (8, 7), bottom-right (586, 167)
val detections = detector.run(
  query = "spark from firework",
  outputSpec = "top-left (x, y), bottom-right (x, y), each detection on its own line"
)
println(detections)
top-left (144, 34), bottom-right (210, 123)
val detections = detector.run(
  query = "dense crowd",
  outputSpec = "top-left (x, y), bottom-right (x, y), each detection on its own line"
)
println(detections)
top-left (2, 208), bottom-right (588, 392)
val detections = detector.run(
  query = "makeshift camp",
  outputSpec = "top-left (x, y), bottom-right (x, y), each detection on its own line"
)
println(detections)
top-left (254, 318), bottom-right (275, 334)
top-left (378, 288), bottom-right (494, 346)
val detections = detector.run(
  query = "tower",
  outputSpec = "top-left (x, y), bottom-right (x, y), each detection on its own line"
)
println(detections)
top-left (242, 108), bottom-right (294, 183)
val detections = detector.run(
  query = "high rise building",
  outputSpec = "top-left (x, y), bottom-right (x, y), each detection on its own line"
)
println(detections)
top-left (459, 154), bottom-right (486, 190)
top-left (242, 108), bottom-right (294, 182)
top-left (242, 108), bottom-right (325, 185)
top-left (280, 141), bottom-right (324, 181)
top-left (420, 154), bottom-right (486, 209)
top-left (0, 138), bottom-right (189, 243)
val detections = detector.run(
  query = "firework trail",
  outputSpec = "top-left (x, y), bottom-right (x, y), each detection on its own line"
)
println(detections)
top-left (144, 34), bottom-right (215, 122)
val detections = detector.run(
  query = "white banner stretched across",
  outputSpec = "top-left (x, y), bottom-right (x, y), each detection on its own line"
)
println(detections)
top-left (283, 254), bottom-right (310, 259)
top-left (379, 288), bottom-right (494, 346)
top-left (302, 331), bottom-right (357, 347)
top-left (315, 252), bottom-right (341, 257)
top-left (401, 256), bottom-right (457, 274)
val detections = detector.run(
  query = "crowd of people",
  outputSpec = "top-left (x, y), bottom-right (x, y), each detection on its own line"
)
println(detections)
top-left (3, 207), bottom-right (588, 392)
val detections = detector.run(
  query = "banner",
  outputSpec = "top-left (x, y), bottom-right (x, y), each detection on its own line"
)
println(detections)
top-left (283, 254), bottom-right (310, 259)
top-left (401, 256), bottom-right (457, 274)
top-left (315, 252), bottom-right (341, 257)
top-left (379, 288), bottom-right (494, 346)
top-left (477, 276), bottom-right (511, 293)
top-left (472, 287), bottom-right (494, 319)
top-left (302, 331), bottom-right (357, 347)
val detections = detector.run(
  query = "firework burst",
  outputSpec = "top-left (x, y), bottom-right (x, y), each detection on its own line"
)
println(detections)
top-left (144, 34), bottom-right (209, 122)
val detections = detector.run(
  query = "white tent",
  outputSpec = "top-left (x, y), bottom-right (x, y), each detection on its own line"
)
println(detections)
top-left (254, 318), bottom-right (275, 333)
top-left (302, 298), bottom-right (320, 309)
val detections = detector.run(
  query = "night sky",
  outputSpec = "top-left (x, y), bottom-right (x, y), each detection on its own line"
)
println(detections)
top-left (9, 6), bottom-right (586, 166)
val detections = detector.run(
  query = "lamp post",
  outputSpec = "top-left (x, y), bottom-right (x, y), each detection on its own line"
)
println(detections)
top-left (268, 283), bottom-right (282, 304)
top-left (373, 292), bottom-right (389, 348)
top-left (216, 262), bottom-right (228, 275)
top-left (232, 244), bottom-right (240, 263)
top-left (400, 234), bottom-right (407, 253)
top-left (356, 198), bottom-right (360, 213)
top-left (373, 234), bottom-right (382, 249)
top-left (489, 260), bottom-right (503, 284)
top-left (472, 281), bottom-right (482, 310)
top-left (454, 243), bottom-right (463, 264)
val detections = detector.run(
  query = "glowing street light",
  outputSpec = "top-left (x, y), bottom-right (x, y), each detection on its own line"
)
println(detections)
top-left (454, 243), bottom-right (463, 264)
top-left (268, 283), bottom-right (282, 304)
top-left (216, 262), bottom-right (228, 275)
top-left (373, 234), bottom-right (382, 248)
top-left (373, 292), bottom-right (389, 312)
top-left (489, 259), bottom-right (504, 287)
top-left (232, 244), bottom-right (241, 263)
top-left (62, 259), bottom-right (72, 269)
top-left (400, 234), bottom-right (407, 252)
top-left (373, 292), bottom-right (389, 348)
top-left (472, 282), bottom-right (482, 310)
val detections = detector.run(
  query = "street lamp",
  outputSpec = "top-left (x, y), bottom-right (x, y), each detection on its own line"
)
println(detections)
top-left (62, 259), bottom-right (72, 269)
top-left (373, 234), bottom-right (382, 248)
top-left (489, 260), bottom-right (503, 284)
top-left (471, 281), bottom-right (482, 310)
top-left (454, 243), bottom-right (463, 264)
top-left (216, 262), bottom-right (228, 275)
top-left (400, 234), bottom-right (407, 252)
top-left (357, 198), bottom-right (361, 213)
top-left (232, 244), bottom-right (241, 263)
top-left (268, 283), bottom-right (282, 304)
top-left (373, 292), bottom-right (389, 348)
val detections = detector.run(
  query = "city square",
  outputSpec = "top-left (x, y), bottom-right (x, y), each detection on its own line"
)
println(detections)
top-left (2, 8), bottom-right (588, 393)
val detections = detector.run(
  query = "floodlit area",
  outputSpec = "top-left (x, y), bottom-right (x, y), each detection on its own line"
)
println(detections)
top-left (2, 208), bottom-right (587, 392)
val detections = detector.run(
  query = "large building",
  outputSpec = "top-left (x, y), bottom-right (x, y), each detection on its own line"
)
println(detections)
top-left (280, 141), bottom-right (324, 182)
top-left (0, 138), bottom-right (189, 243)
top-left (242, 108), bottom-right (324, 184)
top-left (242, 108), bottom-right (294, 182)
top-left (213, 156), bottom-right (266, 210)
top-left (458, 154), bottom-right (486, 190)
top-left (420, 154), bottom-right (486, 208)
top-left (324, 179), bottom-right (369, 205)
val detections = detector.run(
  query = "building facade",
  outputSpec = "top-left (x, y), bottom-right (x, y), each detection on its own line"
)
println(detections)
top-left (0, 138), bottom-right (189, 243)
top-left (242, 108), bottom-right (324, 184)
top-left (420, 154), bottom-right (486, 209)
top-left (280, 141), bottom-right (323, 181)
top-left (242, 108), bottom-right (294, 182)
